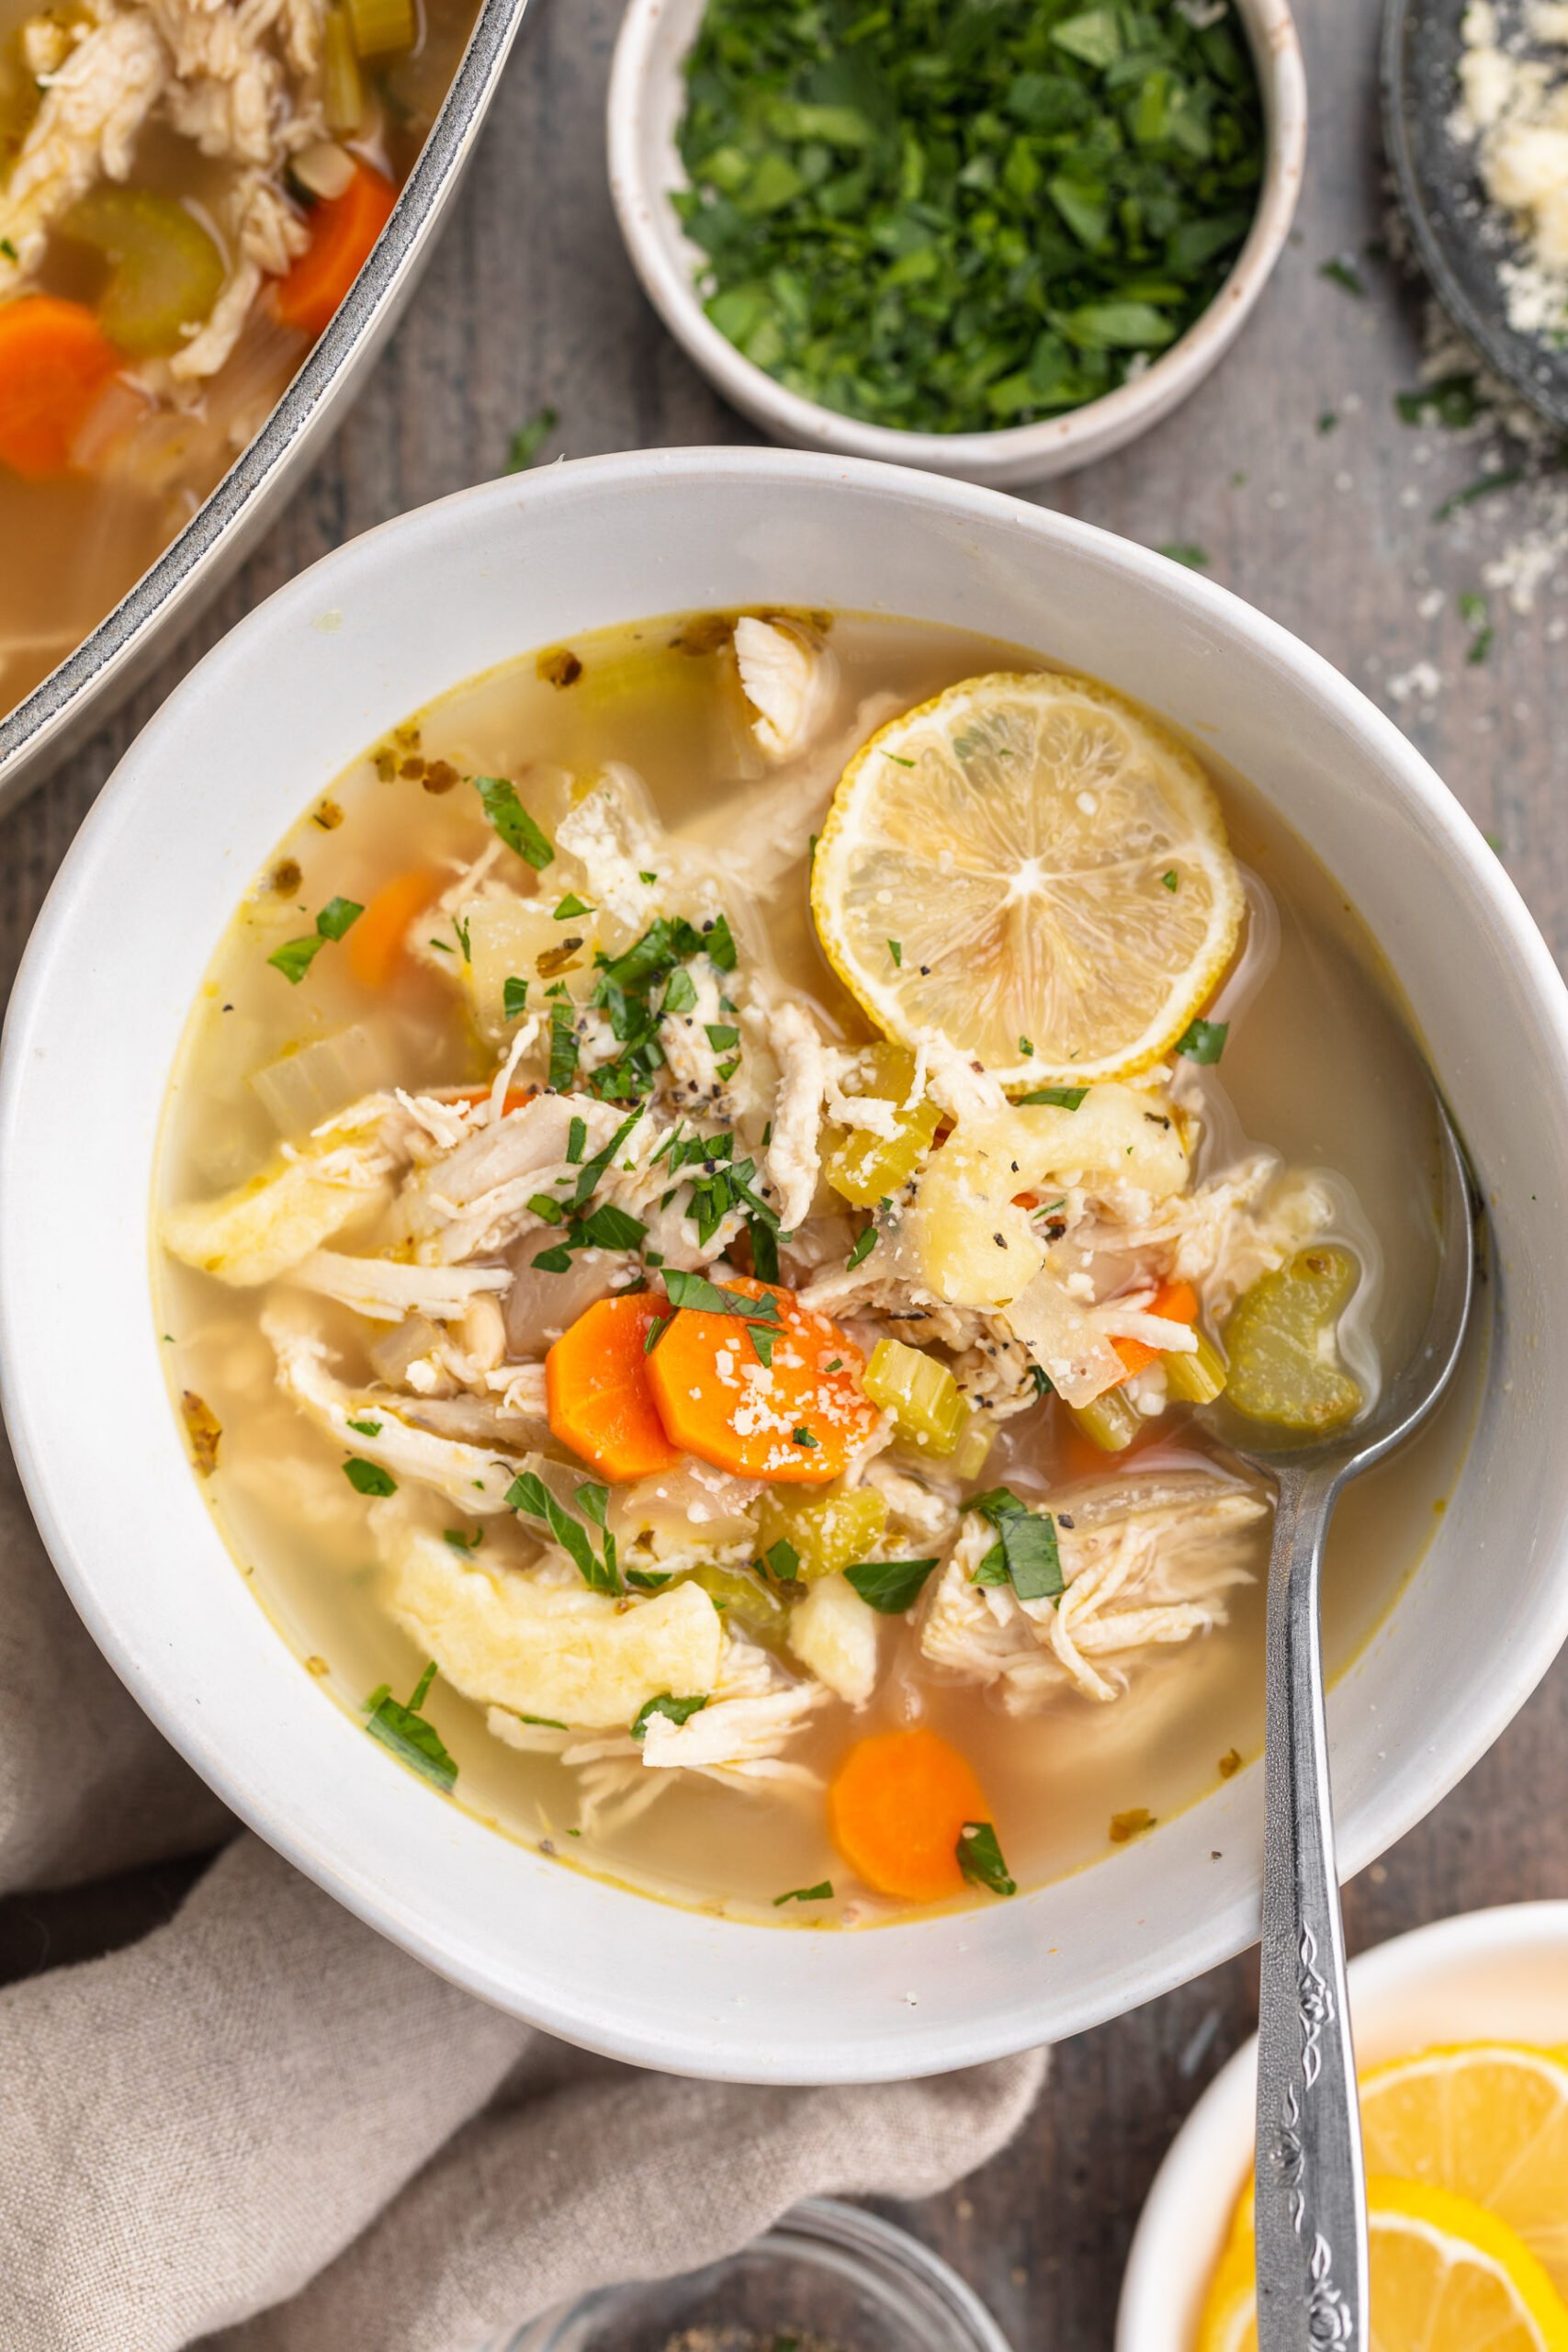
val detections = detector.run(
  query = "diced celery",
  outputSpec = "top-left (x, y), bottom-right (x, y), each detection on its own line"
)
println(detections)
top-left (863, 1336), bottom-right (967, 1454)
top-left (1163, 1328), bottom-right (1226, 1405)
top-left (756, 1486), bottom-right (888, 1581)
top-left (1067, 1388), bottom-right (1141, 1453)
top-left (58, 187), bottom-right (224, 357)
top-left (1224, 1247), bottom-right (1362, 1431)
top-left (321, 7), bottom-right (365, 134)
top-left (689, 1565), bottom-right (787, 1643)
top-left (346, 0), bottom-right (414, 57)
top-left (822, 1043), bottom-right (942, 1206)
top-left (949, 1413), bottom-right (996, 1481)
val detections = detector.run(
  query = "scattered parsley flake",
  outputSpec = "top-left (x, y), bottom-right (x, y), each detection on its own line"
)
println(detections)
top-left (475, 775), bottom-right (554, 868)
top-left (956, 1820), bottom-right (1017, 1896)
top-left (1159, 542), bottom-right (1210, 569)
top-left (630, 1691), bottom-right (710, 1741)
top-left (845, 1226), bottom-right (879, 1271)
top-left (774, 1882), bottom-right (833, 1906)
top-left (844, 1556), bottom-right (939, 1612)
top-left (1019, 1084), bottom-right (1087, 1110)
top-left (343, 1456), bottom-right (396, 1497)
top-left (1319, 256), bottom-right (1365, 297)
top-left (504, 406), bottom-right (558, 471)
top-left (365, 1661), bottom-right (457, 1791)
top-left (1175, 1016), bottom-right (1227, 1064)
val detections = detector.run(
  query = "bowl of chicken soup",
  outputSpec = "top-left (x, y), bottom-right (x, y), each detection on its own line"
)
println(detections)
top-left (1, 447), bottom-right (1563, 2081)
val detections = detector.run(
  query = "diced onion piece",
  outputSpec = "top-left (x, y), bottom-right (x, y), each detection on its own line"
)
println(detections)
top-left (1163, 1328), bottom-right (1226, 1405)
top-left (863, 1337), bottom-right (966, 1455)
top-left (249, 1024), bottom-right (387, 1135)
top-left (1067, 1389), bottom-right (1141, 1453)
top-left (346, 0), bottom-right (414, 59)
top-left (292, 140), bottom-right (358, 201)
top-left (757, 1485), bottom-right (888, 1581)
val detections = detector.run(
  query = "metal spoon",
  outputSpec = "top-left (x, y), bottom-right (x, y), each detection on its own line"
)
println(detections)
top-left (1214, 1101), bottom-right (1477, 2351)
top-left (1382, 0), bottom-right (1568, 432)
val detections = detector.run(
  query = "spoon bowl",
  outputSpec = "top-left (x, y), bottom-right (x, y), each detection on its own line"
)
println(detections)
top-left (1226, 1100), bottom-right (1478, 2350)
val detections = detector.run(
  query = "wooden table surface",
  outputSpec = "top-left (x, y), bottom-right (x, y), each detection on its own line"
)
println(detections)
top-left (4, 0), bottom-right (1566, 2342)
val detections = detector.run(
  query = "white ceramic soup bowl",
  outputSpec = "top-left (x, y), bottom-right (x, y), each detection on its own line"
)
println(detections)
top-left (1117, 1902), bottom-right (1568, 2351)
top-left (2, 448), bottom-right (1566, 2084)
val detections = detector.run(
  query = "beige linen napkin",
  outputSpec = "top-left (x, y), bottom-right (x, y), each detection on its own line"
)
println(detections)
top-left (0, 1433), bottom-right (1045, 2351)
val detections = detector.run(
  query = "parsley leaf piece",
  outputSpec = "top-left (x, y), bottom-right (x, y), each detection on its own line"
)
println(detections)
top-left (1018, 1085), bottom-right (1088, 1110)
top-left (529, 1193), bottom-right (565, 1225)
top-left (474, 775), bottom-right (554, 869)
top-left (365, 1661), bottom-right (457, 1792)
top-left (344, 1456), bottom-right (397, 1497)
top-left (1319, 256), bottom-right (1366, 296)
top-left (748, 1213), bottom-right (781, 1284)
top-left (761, 1537), bottom-right (802, 1585)
top-left (1174, 1016), bottom-right (1228, 1064)
top-left (630, 1691), bottom-right (710, 1741)
top-left (554, 892), bottom-right (591, 919)
top-left (504, 405), bottom-right (558, 471)
top-left (792, 1426), bottom-right (818, 1449)
top-left (267, 933), bottom-right (326, 984)
top-left (844, 1556), bottom-right (940, 1613)
top-left (887, 939), bottom-right (903, 967)
top-left (956, 1819), bottom-right (1017, 1897)
top-left (1159, 543), bottom-right (1210, 569)
top-left (774, 1881), bottom-right (833, 1906)
top-left (443, 1527), bottom-right (484, 1552)
top-left (506, 1472), bottom-right (622, 1593)
top-left (345, 1416), bottom-right (383, 1437)
top-left (845, 1226), bottom-right (879, 1271)
top-left (971, 1487), bottom-right (1064, 1603)
top-left (662, 1268), bottom-right (782, 1321)
top-left (503, 975), bottom-right (530, 1020)
top-left (576, 1201), bottom-right (648, 1251)
top-left (1162, 869), bottom-right (1179, 890)
top-left (316, 896), bottom-right (364, 940)
top-left (548, 1002), bottom-right (581, 1091)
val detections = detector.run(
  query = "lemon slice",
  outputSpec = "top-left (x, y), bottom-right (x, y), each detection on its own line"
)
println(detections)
top-left (1360, 2044), bottom-right (1568, 2296)
top-left (1196, 2178), bottom-right (1568, 2352)
top-left (811, 670), bottom-right (1244, 1089)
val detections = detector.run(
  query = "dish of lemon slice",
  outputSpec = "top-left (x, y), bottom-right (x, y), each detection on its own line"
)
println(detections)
top-left (1198, 2177), bottom-right (1568, 2352)
top-left (811, 669), bottom-right (1245, 1091)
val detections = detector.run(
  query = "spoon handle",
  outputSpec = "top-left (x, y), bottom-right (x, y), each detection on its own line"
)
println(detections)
top-left (1255, 1463), bottom-right (1368, 2352)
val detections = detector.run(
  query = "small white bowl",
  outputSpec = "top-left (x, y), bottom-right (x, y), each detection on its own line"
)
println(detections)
top-left (1117, 1902), bottom-right (1568, 2352)
top-left (4, 449), bottom-right (1568, 2084)
top-left (607, 0), bottom-right (1306, 486)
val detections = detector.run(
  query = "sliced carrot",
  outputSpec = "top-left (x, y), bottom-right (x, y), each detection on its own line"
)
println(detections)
top-left (1111, 1277), bottom-right (1200, 1382)
top-left (270, 161), bottom-right (397, 338)
top-left (0, 297), bottom-right (120, 480)
top-left (547, 1294), bottom-right (685, 1483)
top-left (347, 866), bottom-right (441, 990)
top-left (439, 1084), bottom-right (536, 1115)
top-left (644, 1275), bottom-right (878, 1486)
top-left (828, 1726), bottom-right (988, 1903)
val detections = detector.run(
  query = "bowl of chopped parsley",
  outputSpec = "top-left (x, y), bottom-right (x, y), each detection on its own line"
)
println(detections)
top-left (608, 0), bottom-right (1305, 484)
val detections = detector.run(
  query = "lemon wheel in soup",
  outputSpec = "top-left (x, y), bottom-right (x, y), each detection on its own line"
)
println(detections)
top-left (811, 670), bottom-right (1245, 1090)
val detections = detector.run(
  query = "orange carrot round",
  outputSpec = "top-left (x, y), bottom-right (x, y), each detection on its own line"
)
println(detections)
top-left (0, 297), bottom-right (120, 480)
top-left (347, 866), bottom-right (441, 990)
top-left (644, 1276), bottom-right (878, 1485)
top-left (1111, 1276), bottom-right (1200, 1382)
top-left (547, 1294), bottom-right (685, 1483)
top-left (271, 162), bottom-right (397, 339)
top-left (828, 1726), bottom-right (988, 1903)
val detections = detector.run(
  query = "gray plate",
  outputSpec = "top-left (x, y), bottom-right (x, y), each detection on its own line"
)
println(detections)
top-left (1382, 0), bottom-right (1568, 429)
top-left (0, 0), bottom-right (535, 821)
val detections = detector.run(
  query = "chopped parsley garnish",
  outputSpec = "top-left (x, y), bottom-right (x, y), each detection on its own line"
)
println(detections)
top-left (883, 751), bottom-right (915, 767)
top-left (548, 1001), bottom-right (581, 1091)
top-left (792, 1426), bottom-right (819, 1448)
top-left (575, 1201), bottom-right (648, 1250)
top-left (1174, 1015), bottom-right (1228, 1064)
top-left (970, 1486), bottom-right (1064, 1603)
top-left (663, 1268), bottom-right (783, 1321)
top-left (630, 1691), bottom-right (710, 1741)
top-left (673, 0), bottom-right (1264, 435)
top-left (345, 1416), bottom-right (383, 1437)
top-left (845, 1225), bottom-right (879, 1271)
top-left (1018, 1035), bottom-right (1034, 1057)
top-left (343, 1455), bottom-right (397, 1497)
top-left (554, 893), bottom-right (592, 919)
top-left (663, 966), bottom-right (698, 1016)
top-left (956, 1819), bottom-right (1017, 1897)
top-left (626, 1567), bottom-right (674, 1590)
top-left (888, 939), bottom-right (903, 967)
top-left (474, 775), bottom-right (554, 869)
top-left (705, 1022), bottom-right (739, 1052)
top-left (1018, 1084), bottom-right (1087, 1110)
top-left (443, 1527), bottom-right (484, 1552)
top-left (566, 1115), bottom-right (588, 1163)
top-left (774, 1882), bottom-right (833, 1905)
top-left (1162, 869), bottom-right (1179, 890)
top-left (266, 895), bottom-right (365, 983)
top-left (506, 1469), bottom-right (622, 1592)
top-left (761, 1536), bottom-right (802, 1585)
top-left (365, 1661), bottom-right (457, 1792)
top-left (844, 1556), bottom-right (939, 1613)
top-left (529, 1193), bottom-right (566, 1224)
top-left (1318, 255), bottom-right (1365, 297)
top-left (749, 1214), bottom-right (781, 1283)
top-left (1460, 589), bottom-right (1494, 666)
top-left (1433, 467), bottom-right (1523, 523)
top-left (1159, 543), bottom-right (1210, 569)
top-left (1394, 370), bottom-right (1483, 431)
top-left (503, 405), bottom-right (558, 471)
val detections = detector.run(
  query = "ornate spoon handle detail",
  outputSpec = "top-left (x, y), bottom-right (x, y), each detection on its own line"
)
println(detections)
top-left (1254, 1463), bottom-right (1368, 2352)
